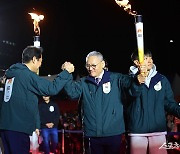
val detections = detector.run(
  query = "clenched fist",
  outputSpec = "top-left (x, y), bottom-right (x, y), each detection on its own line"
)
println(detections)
top-left (61, 61), bottom-right (75, 73)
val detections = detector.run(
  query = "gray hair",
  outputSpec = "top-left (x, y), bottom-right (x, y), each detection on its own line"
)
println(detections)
top-left (86, 51), bottom-right (104, 62)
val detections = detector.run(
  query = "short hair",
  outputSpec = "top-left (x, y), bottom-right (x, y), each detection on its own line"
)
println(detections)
top-left (131, 49), bottom-right (152, 61)
top-left (22, 46), bottom-right (43, 63)
top-left (86, 51), bottom-right (104, 62)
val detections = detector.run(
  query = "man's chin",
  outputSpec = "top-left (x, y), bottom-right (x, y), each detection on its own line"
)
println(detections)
top-left (89, 74), bottom-right (95, 77)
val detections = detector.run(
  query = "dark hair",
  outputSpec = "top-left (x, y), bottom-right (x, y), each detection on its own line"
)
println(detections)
top-left (131, 49), bottom-right (152, 61)
top-left (22, 46), bottom-right (43, 63)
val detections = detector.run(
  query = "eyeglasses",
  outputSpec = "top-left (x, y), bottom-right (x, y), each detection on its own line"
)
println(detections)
top-left (85, 61), bottom-right (102, 69)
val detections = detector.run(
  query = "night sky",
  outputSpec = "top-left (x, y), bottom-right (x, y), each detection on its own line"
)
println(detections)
top-left (0, 0), bottom-right (179, 81)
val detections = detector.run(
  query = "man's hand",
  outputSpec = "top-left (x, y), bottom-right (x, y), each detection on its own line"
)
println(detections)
top-left (61, 62), bottom-right (75, 73)
top-left (46, 123), bottom-right (54, 128)
top-left (35, 129), bottom-right (40, 136)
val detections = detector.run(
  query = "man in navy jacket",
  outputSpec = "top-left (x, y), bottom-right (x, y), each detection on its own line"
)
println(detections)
top-left (0, 46), bottom-right (74, 154)
top-left (62, 51), bottom-right (135, 154)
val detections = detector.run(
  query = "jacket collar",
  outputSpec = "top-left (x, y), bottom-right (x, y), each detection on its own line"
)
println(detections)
top-left (86, 70), bottom-right (110, 86)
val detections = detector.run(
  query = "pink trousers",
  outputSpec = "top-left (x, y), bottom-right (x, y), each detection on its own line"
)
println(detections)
top-left (129, 134), bottom-right (167, 154)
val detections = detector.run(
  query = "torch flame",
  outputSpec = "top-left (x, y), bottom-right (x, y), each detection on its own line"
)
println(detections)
top-left (115, 0), bottom-right (137, 16)
top-left (115, 1), bottom-right (144, 66)
top-left (29, 13), bottom-right (44, 36)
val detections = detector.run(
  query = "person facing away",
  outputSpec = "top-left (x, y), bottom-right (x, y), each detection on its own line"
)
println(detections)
top-left (39, 96), bottom-right (60, 154)
top-left (29, 69), bottom-right (41, 154)
top-left (125, 49), bottom-right (180, 154)
top-left (61, 51), bottom-right (135, 154)
top-left (0, 45), bottom-right (74, 154)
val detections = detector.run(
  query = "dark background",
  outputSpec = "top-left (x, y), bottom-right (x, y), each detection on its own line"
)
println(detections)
top-left (0, 0), bottom-right (179, 80)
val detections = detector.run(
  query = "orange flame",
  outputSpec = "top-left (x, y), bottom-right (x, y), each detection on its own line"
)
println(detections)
top-left (115, 1), bottom-right (144, 66)
top-left (115, 0), bottom-right (137, 16)
top-left (28, 13), bottom-right (44, 35)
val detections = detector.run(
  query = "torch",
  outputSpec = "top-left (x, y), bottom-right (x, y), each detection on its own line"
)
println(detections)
top-left (29, 12), bottom-right (44, 75)
top-left (28, 13), bottom-right (44, 47)
top-left (134, 15), bottom-right (144, 64)
top-left (115, 0), bottom-right (144, 64)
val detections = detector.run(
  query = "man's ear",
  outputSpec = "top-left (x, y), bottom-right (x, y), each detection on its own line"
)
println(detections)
top-left (32, 56), bottom-right (36, 64)
top-left (102, 60), bottom-right (106, 68)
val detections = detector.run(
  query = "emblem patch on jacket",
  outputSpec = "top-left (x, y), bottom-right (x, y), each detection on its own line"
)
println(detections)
top-left (4, 77), bottom-right (15, 102)
top-left (49, 106), bottom-right (54, 112)
top-left (103, 82), bottom-right (111, 94)
top-left (154, 81), bottom-right (162, 91)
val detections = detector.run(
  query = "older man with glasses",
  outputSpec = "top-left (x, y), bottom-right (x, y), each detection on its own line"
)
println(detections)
top-left (62, 51), bottom-right (136, 154)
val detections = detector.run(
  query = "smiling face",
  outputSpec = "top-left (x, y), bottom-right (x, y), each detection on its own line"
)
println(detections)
top-left (85, 56), bottom-right (105, 77)
top-left (131, 50), bottom-right (153, 73)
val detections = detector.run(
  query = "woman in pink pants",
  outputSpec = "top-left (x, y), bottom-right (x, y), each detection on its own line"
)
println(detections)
top-left (125, 49), bottom-right (180, 154)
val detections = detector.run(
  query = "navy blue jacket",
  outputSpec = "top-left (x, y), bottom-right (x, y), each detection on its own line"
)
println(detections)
top-left (64, 70), bottom-right (133, 137)
top-left (0, 63), bottom-right (70, 135)
top-left (126, 72), bottom-right (180, 134)
top-left (39, 101), bottom-right (60, 129)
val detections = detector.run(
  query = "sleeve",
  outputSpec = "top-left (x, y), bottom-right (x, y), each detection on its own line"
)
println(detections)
top-left (119, 74), bottom-right (133, 89)
top-left (128, 82), bottom-right (143, 97)
top-left (29, 70), bottom-right (72, 96)
top-left (120, 74), bottom-right (143, 97)
top-left (64, 77), bottom-right (83, 99)
top-left (164, 78), bottom-right (180, 118)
